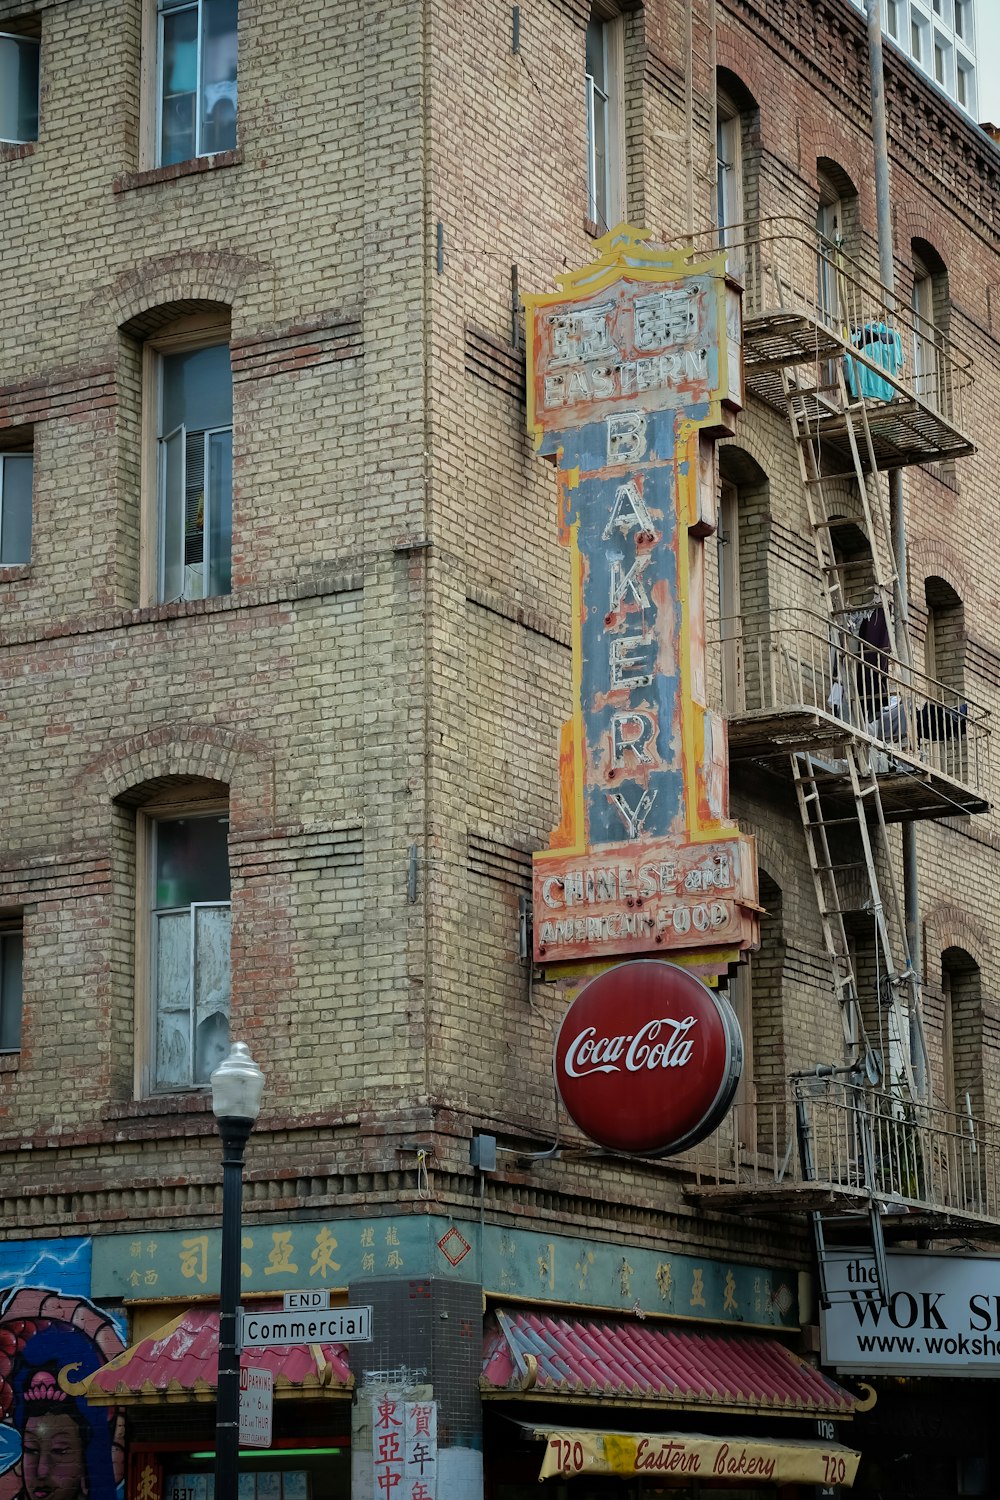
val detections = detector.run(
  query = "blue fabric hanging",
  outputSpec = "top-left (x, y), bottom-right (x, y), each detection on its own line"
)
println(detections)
top-left (845, 321), bottom-right (904, 401)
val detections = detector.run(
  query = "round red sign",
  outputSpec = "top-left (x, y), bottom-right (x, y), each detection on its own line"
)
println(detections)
top-left (553, 960), bottom-right (743, 1156)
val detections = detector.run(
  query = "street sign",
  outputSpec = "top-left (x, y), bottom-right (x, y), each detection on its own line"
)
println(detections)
top-left (283, 1290), bottom-right (330, 1311)
top-left (239, 1304), bottom-right (372, 1347)
top-left (238, 1366), bottom-right (273, 1448)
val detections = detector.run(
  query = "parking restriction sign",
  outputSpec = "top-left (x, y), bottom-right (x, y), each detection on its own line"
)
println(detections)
top-left (239, 1365), bottom-right (273, 1448)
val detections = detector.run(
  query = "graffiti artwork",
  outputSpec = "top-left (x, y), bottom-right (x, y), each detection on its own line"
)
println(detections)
top-left (0, 1243), bottom-right (125, 1500)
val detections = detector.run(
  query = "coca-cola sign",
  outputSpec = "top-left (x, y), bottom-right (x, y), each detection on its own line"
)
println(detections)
top-left (553, 960), bottom-right (743, 1156)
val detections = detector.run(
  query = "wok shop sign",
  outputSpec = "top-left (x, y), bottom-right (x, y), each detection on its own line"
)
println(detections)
top-left (822, 1251), bottom-right (1000, 1375)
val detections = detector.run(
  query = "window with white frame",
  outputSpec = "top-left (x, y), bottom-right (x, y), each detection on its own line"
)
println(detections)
top-left (0, 452), bottom-right (32, 565)
top-left (585, 3), bottom-right (624, 229)
top-left (0, 29), bottom-right (39, 144)
top-left (146, 810), bottom-right (231, 1092)
top-left (0, 924), bottom-right (22, 1053)
top-left (153, 338), bottom-right (233, 602)
top-left (716, 91), bottom-right (744, 244)
top-left (157, 0), bottom-right (237, 166)
top-left (955, 0), bottom-right (973, 44)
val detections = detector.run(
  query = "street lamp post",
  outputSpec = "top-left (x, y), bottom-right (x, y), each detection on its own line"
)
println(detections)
top-left (211, 1041), bottom-right (265, 1500)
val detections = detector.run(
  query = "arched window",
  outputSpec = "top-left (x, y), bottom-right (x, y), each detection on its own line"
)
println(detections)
top-left (815, 160), bottom-right (859, 327)
top-left (127, 776), bottom-right (232, 1095)
top-left (717, 446), bottom-right (769, 713)
top-left (585, 1), bottom-right (625, 229)
top-left (940, 947), bottom-right (983, 1123)
top-left (924, 576), bottom-right (965, 692)
top-left (911, 238), bottom-right (951, 412)
top-left (123, 302), bottom-right (233, 605)
top-left (716, 71), bottom-right (759, 285)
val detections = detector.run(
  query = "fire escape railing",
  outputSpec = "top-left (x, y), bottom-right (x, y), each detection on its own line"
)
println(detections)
top-left (708, 608), bottom-right (990, 799)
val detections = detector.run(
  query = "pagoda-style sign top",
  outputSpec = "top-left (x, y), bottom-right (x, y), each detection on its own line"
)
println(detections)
top-left (524, 224), bottom-right (758, 978)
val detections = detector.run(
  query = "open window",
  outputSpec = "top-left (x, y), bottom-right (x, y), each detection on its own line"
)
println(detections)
top-left (139, 309), bottom-right (233, 604)
top-left (155, 0), bottom-right (238, 167)
top-left (138, 789), bottom-right (231, 1094)
top-left (911, 238), bottom-right (950, 412)
top-left (585, 2), bottom-right (625, 230)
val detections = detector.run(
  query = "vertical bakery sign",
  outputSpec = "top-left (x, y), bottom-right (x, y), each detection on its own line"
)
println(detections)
top-left (524, 224), bottom-right (758, 980)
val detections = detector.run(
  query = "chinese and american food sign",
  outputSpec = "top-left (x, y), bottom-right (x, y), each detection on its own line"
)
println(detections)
top-left (524, 226), bottom-right (758, 976)
top-left (372, 1396), bottom-right (437, 1499)
top-left (553, 960), bottom-right (742, 1155)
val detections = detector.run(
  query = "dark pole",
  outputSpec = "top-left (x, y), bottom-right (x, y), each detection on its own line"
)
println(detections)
top-left (215, 1114), bottom-right (252, 1500)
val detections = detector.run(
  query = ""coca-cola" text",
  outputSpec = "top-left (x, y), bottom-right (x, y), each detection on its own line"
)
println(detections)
top-left (563, 1016), bottom-right (697, 1077)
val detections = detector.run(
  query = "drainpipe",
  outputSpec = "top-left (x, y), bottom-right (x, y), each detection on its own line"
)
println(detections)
top-left (865, 0), bottom-right (927, 1100)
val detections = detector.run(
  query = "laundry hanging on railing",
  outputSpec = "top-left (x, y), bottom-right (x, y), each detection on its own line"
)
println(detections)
top-left (845, 322), bottom-right (904, 402)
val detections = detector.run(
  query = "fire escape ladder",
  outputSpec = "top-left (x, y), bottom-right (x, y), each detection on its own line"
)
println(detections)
top-left (780, 362), bottom-right (897, 629)
top-left (791, 743), bottom-right (917, 1096)
top-left (782, 350), bottom-right (921, 1096)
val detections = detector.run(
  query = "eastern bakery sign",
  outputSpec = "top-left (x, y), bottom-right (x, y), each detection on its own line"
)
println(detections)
top-left (524, 225), bottom-right (758, 974)
top-left (537, 1429), bottom-right (860, 1486)
top-left (554, 960), bottom-right (742, 1155)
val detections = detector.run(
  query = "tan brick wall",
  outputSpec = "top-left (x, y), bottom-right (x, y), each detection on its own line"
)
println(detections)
top-left (1, 0), bottom-right (1000, 1278)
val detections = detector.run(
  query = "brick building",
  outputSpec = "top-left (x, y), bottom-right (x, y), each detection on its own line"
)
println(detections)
top-left (2, 0), bottom-right (1000, 1497)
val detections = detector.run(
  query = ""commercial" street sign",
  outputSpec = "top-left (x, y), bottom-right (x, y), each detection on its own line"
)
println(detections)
top-left (239, 1305), bottom-right (372, 1347)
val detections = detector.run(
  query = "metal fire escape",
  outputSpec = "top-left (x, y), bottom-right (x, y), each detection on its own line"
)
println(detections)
top-left (683, 216), bottom-right (999, 1293)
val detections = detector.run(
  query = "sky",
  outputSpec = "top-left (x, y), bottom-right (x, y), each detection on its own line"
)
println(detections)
top-left (976, 0), bottom-right (1000, 125)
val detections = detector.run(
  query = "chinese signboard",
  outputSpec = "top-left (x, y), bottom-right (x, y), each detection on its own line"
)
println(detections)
top-left (89, 1218), bottom-right (798, 1328)
top-left (821, 1249), bottom-right (1000, 1375)
top-left (372, 1397), bottom-right (437, 1500)
top-left (524, 225), bottom-right (758, 975)
top-left (554, 960), bottom-right (742, 1154)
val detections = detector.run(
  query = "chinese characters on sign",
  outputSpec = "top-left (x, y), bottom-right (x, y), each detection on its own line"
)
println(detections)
top-left (523, 226), bottom-right (758, 975)
top-left (373, 1398), bottom-right (438, 1499)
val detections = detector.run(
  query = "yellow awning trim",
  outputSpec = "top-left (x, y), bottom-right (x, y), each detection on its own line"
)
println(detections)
top-left (534, 1427), bottom-right (861, 1486)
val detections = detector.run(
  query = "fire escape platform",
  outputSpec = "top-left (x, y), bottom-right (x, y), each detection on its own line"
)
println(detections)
top-left (725, 705), bottom-right (989, 820)
top-left (685, 1183), bottom-right (1000, 1244)
top-left (743, 312), bottom-right (976, 468)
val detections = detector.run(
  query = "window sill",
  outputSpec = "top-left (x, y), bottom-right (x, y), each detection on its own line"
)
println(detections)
top-left (0, 1053), bottom-right (19, 1074)
top-left (0, 564), bottom-right (31, 583)
top-left (104, 1093), bottom-right (213, 1124)
top-left (113, 149), bottom-right (242, 195)
top-left (0, 141), bottom-right (35, 163)
top-left (583, 216), bottom-right (603, 239)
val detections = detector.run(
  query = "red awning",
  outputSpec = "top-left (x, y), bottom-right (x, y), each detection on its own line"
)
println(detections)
top-left (82, 1307), bottom-right (353, 1405)
top-left (481, 1308), bottom-right (856, 1417)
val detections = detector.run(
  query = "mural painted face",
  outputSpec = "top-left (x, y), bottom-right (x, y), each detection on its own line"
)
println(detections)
top-left (22, 1414), bottom-right (86, 1500)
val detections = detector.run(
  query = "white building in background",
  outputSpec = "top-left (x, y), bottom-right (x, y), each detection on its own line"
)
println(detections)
top-left (848, 0), bottom-right (979, 116)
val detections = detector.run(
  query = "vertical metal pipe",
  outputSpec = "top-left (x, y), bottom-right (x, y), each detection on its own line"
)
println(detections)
top-left (867, 0), bottom-right (926, 1101)
top-left (215, 1116), bottom-right (251, 1500)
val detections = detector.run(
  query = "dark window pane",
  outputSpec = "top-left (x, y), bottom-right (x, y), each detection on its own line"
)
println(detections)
top-left (154, 816), bottom-right (231, 909)
top-left (201, 0), bottom-right (238, 154)
top-left (1, 455), bottom-right (32, 565)
top-left (160, 5), bottom-right (198, 164)
top-left (0, 932), bottom-right (23, 1052)
top-left (0, 35), bottom-right (40, 144)
top-left (161, 344), bottom-right (232, 434)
